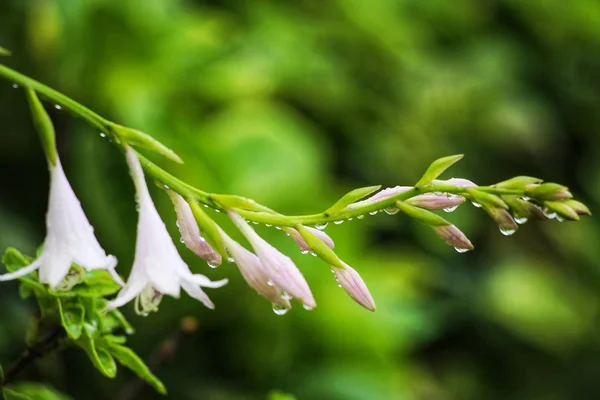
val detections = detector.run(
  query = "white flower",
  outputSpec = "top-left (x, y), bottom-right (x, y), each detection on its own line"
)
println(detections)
top-left (0, 159), bottom-right (120, 288)
top-left (332, 262), bottom-right (376, 312)
top-left (219, 229), bottom-right (290, 309)
top-left (229, 212), bottom-right (316, 309)
top-left (106, 148), bottom-right (227, 314)
top-left (167, 191), bottom-right (222, 267)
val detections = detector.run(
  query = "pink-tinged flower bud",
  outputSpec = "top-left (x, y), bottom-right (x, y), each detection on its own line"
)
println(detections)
top-left (440, 178), bottom-right (478, 187)
top-left (167, 191), bottom-right (222, 267)
top-left (220, 230), bottom-right (290, 309)
top-left (348, 186), bottom-right (412, 209)
top-left (485, 207), bottom-right (518, 235)
top-left (229, 211), bottom-right (316, 309)
top-left (0, 158), bottom-right (121, 289)
top-left (433, 224), bottom-right (474, 252)
top-left (284, 227), bottom-right (335, 251)
top-left (405, 193), bottom-right (466, 210)
top-left (332, 262), bottom-right (376, 311)
top-left (525, 183), bottom-right (572, 201)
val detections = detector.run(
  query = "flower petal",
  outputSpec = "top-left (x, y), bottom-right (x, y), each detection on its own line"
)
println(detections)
top-left (333, 262), bottom-right (376, 312)
top-left (0, 258), bottom-right (42, 281)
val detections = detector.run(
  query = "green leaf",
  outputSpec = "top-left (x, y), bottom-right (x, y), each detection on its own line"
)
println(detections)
top-left (3, 388), bottom-right (32, 400)
top-left (3, 383), bottom-right (71, 400)
top-left (296, 225), bottom-right (344, 269)
top-left (325, 185), bottom-right (381, 213)
top-left (415, 154), bottom-right (464, 188)
top-left (108, 344), bottom-right (166, 395)
top-left (26, 89), bottom-right (57, 166)
top-left (465, 188), bottom-right (508, 209)
top-left (102, 309), bottom-right (135, 335)
top-left (56, 299), bottom-right (85, 340)
top-left (76, 329), bottom-right (117, 378)
top-left (110, 124), bottom-right (183, 164)
top-left (2, 248), bottom-right (46, 294)
top-left (494, 176), bottom-right (542, 189)
top-left (395, 201), bottom-right (449, 227)
top-left (188, 200), bottom-right (228, 257)
top-left (268, 390), bottom-right (296, 400)
top-left (0, 47), bottom-right (11, 56)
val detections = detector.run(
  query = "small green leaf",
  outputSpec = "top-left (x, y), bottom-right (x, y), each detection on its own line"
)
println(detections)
top-left (296, 225), bottom-right (344, 269)
top-left (188, 200), bottom-right (228, 257)
top-left (26, 89), bottom-right (57, 166)
top-left (56, 299), bottom-right (85, 340)
top-left (76, 330), bottom-right (117, 378)
top-left (395, 201), bottom-right (449, 227)
top-left (110, 124), bottom-right (182, 164)
top-left (108, 344), bottom-right (166, 395)
top-left (268, 390), bottom-right (296, 400)
top-left (465, 188), bottom-right (508, 209)
top-left (0, 47), bottom-right (11, 56)
top-left (325, 185), bottom-right (381, 213)
top-left (99, 308), bottom-right (135, 335)
top-left (2, 248), bottom-right (46, 294)
top-left (3, 388), bottom-right (32, 400)
top-left (3, 383), bottom-right (71, 400)
top-left (415, 154), bottom-right (464, 188)
top-left (494, 176), bottom-right (543, 189)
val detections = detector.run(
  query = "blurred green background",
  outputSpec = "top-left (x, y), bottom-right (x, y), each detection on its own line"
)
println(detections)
top-left (1, 1), bottom-right (600, 399)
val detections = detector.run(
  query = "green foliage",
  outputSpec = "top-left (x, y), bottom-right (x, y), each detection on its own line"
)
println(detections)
top-left (325, 185), bottom-right (381, 213)
top-left (415, 155), bottom-right (463, 188)
top-left (1, 248), bottom-right (164, 395)
top-left (3, 383), bottom-right (71, 400)
top-left (268, 390), bottom-right (296, 400)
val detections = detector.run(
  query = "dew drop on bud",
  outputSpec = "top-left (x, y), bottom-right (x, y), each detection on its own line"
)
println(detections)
top-left (471, 201), bottom-right (482, 208)
top-left (303, 304), bottom-right (314, 311)
top-left (265, 224), bottom-right (272, 227)
top-left (179, 237), bottom-right (185, 244)
top-left (556, 215), bottom-right (565, 222)
top-left (54, 104), bottom-right (62, 110)
top-left (499, 226), bottom-right (516, 236)
top-left (310, 251), bottom-right (317, 257)
top-left (384, 207), bottom-right (399, 215)
top-left (315, 222), bottom-right (328, 230)
top-left (272, 303), bottom-right (289, 316)
top-left (347, 217), bottom-right (353, 221)
top-left (357, 215), bottom-right (365, 219)
top-left (369, 211), bottom-right (378, 216)
top-left (267, 279), bottom-right (274, 287)
top-left (203, 204), bottom-right (209, 208)
top-left (228, 257), bottom-right (235, 263)
top-left (99, 132), bottom-right (107, 138)
top-left (281, 292), bottom-right (292, 301)
top-left (300, 249), bottom-right (309, 255)
top-left (215, 209), bottom-right (221, 213)
top-left (275, 226), bottom-right (282, 230)
top-left (207, 261), bottom-right (219, 269)
top-left (454, 247), bottom-right (471, 253)
top-left (521, 196), bottom-right (531, 201)
top-left (443, 205), bottom-right (459, 213)
top-left (12, 83), bottom-right (19, 89)
top-left (334, 220), bottom-right (344, 225)
top-left (515, 216), bottom-right (528, 225)
top-left (544, 211), bottom-right (557, 220)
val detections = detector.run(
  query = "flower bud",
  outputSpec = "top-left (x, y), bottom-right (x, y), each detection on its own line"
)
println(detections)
top-left (405, 193), bottom-right (466, 210)
top-left (563, 200), bottom-right (592, 216)
top-left (432, 224), bottom-right (474, 252)
top-left (544, 201), bottom-right (580, 221)
top-left (485, 207), bottom-right (518, 235)
top-left (284, 227), bottom-right (335, 251)
top-left (332, 262), bottom-right (376, 311)
top-left (525, 183), bottom-right (572, 201)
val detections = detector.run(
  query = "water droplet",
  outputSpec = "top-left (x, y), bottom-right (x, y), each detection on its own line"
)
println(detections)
top-left (199, 236), bottom-right (206, 242)
top-left (281, 292), bottom-right (292, 301)
top-left (54, 104), bottom-right (62, 110)
top-left (369, 211), bottom-right (378, 216)
top-left (471, 201), bottom-right (482, 208)
top-left (215, 209), bottom-right (221, 213)
top-left (285, 232), bottom-right (291, 236)
top-left (334, 220), bottom-right (344, 225)
top-left (447, 193), bottom-right (459, 200)
top-left (315, 222), bottom-right (328, 230)
top-left (443, 205), bottom-right (459, 213)
top-left (310, 251), bottom-right (317, 257)
top-left (556, 215), bottom-right (565, 222)
top-left (179, 237), bottom-right (185, 244)
top-left (544, 211), bottom-right (557, 220)
top-left (267, 279), bottom-right (274, 287)
top-left (347, 217), bottom-right (353, 221)
top-left (12, 83), bottom-right (19, 89)
top-left (99, 132), bottom-right (106, 138)
top-left (265, 224), bottom-right (272, 227)
top-left (300, 249), bottom-right (310, 255)
top-left (515, 216), bottom-right (528, 225)
top-left (357, 215), bottom-right (365, 219)
top-left (203, 204), bottom-right (209, 208)
top-left (454, 247), bottom-right (471, 253)
top-left (207, 261), bottom-right (219, 269)
top-left (275, 226), bottom-right (282, 230)
top-left (228, 257), bottom-right (235, 263)
top-left (272, 304), bottom-right (289, 316)
top-left (303, 304), bottom-right (314, 311)
top-left (252, 221), bottom-right (259, 225)
top-left (337, 284), bottom-right (342, 288)
top-left (384, 207), bottom-right (399, 215)
top-left (499, 226), bottom-right (516, 236)
top-left (521, 196), bottom-right (531, 201)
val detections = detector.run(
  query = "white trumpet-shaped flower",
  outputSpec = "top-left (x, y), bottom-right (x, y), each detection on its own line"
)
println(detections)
top-left (106, 148), bottom-right (227, 314)
top-left (229, 212), bottom-right (316, 309)
top-left (0, 159), bottom-right (120, 288)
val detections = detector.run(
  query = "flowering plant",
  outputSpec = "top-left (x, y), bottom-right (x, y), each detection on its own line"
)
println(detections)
top-left (0, 52), bottom-right (590, 398)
